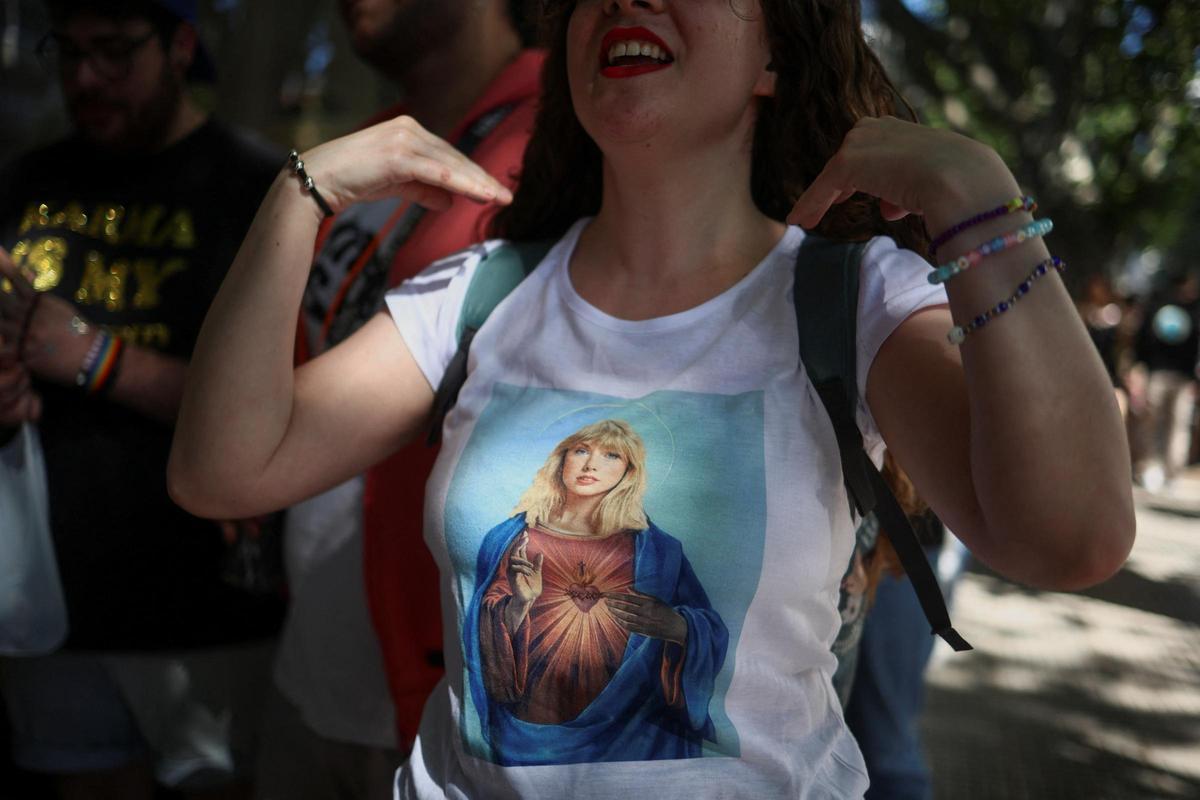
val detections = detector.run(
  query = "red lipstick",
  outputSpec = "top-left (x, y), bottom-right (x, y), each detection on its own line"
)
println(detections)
top-left (599, 26), bottom-right (674, 79)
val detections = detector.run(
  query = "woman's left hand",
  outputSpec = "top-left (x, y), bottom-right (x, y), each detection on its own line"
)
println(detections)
top-left (605, 590), bottom-right (688, 646)
top-left (786, 116), bottom-right (1019, 234)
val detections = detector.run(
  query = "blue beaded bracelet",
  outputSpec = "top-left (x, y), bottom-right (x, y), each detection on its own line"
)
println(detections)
top-left (929, 195), bottom-right (1037, 259)
top-left (929, 218), bottom-right (1055, 285)
top-left (947, 256), bottom-right (1066, 345)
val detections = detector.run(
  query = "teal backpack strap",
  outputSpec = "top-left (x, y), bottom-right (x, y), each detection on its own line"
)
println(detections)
top-left (794, 235), bottom-right (971, 652)
top-left (427, 240), bottom-right (554, 445)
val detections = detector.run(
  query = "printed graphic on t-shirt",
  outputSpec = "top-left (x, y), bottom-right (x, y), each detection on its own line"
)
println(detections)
top-left (447, 383), bottom-right (767, 766)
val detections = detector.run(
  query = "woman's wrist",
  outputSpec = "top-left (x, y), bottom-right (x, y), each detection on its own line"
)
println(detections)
top-left (923, 146), bottom-right (1024, 254)
top-left (273, 168), bottom-right (330, 229)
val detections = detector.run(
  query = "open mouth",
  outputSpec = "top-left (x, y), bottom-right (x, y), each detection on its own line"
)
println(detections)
top-left (600, 26), bottom-right (674, 78)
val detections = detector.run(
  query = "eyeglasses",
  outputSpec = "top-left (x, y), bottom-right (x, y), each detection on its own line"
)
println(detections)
top-left (35, 30), bottom-right (157, 81)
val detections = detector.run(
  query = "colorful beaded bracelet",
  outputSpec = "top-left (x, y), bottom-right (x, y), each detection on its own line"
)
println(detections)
top-left (947, 256), bottom-right (1065, 345)
top-left (929, 195), bottom-right (1037, 259)
top-left (75, 329), bottom-right (126, 395)
top-left (928, 218), bottom-right (1054, 285)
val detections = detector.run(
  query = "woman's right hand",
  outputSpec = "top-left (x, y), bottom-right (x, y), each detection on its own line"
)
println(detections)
top-left (295, 115), bottom-right (513, 217)
top-left (505, 531), bottom-right (544, 608)
top-left (172, 118), bottom-right (508, 519)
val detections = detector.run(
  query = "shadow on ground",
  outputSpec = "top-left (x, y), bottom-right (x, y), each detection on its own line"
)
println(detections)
top-left (924, 655), bottom-right (1200, 800)
top-left (967, 559), bottom-right (1200, 626)
top-left (922, 511), bottom-right (1200, 800)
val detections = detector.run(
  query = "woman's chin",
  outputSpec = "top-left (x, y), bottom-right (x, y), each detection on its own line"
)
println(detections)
top-left (577, 99), bottom-right (671, 151)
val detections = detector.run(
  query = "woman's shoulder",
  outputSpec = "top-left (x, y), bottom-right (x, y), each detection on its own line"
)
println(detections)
top-left (855, 233), bottom-right (944, 313)
top-left (860, 233), bottom-right (930, 270)
top-left (397, 230), bottom-right (573, 295)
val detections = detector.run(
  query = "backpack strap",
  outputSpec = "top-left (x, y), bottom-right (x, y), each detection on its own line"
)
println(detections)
top-left (427, 240), bottom-right (554, 446)
top-left (794, 235), bottom-right (972, 652)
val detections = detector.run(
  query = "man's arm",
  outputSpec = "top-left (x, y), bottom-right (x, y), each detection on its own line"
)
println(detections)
top-left (0, 249), bottom-right (185, 425)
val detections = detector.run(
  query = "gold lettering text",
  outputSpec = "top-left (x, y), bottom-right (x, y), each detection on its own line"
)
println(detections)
top-left (111, 323), bottom-right (171, 349)
top-left (132, 258), bottom-right (186, 310)
top-left (75, 252), bottom-right (128, 311)
top-left (155, 210), bottom-right (196, 249)
top-left (87, 205), bottom-right (126, 244)
top-left (17, 204), bottom-right (41, 236)
top-left (11, 237), bottom-right (68, 292)
top-left (120, 205), bottom-right (165, 248)
top-left (61, 203), bottom-right (88, 233)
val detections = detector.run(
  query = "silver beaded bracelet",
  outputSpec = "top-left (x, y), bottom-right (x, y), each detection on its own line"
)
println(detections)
top-left (287, 150), bottom-right (334, 219)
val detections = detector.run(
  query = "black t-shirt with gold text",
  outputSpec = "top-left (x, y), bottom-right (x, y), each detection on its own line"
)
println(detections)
top-left (0, 120), bottom-right (286, 649)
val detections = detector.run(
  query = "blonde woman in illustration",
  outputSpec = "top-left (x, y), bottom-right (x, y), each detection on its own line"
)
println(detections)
top-left (462, 419), bottom-right (728, 764)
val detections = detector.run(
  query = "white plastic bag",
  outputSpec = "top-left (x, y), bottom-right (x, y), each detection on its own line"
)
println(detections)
top-left (0, 423), bottom-right (67, 655)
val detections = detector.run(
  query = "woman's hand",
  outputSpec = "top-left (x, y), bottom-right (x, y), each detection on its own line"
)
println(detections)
top-left (503, 532), bottom-right (544, 632)
top-left (605, 590), bottom-right (689, 646)
top-left (294, 115), bottom-right (513, 218)
top-left (786, 116), bottom-right (1018, 235)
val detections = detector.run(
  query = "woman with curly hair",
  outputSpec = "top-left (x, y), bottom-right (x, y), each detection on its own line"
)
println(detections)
top-left (171, 0), bottom-right (1134, 796)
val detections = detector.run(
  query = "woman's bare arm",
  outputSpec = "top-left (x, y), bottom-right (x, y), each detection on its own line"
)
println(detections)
top-left (168, 116), bottom-right (511, 519)
top-left (791, 117), bottom-right (1134, 590)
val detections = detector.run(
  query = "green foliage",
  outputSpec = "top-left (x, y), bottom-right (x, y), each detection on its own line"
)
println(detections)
top-left (874, 0), bottom-right (1200, 283)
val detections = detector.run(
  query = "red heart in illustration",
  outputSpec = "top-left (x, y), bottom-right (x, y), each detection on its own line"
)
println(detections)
top-left (567, 583), bottom-right (601, 613)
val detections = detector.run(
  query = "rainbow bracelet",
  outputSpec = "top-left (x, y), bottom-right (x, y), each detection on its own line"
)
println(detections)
top-left (75, 330), bottom-right (125, 395)
top-left (928, 218), bottom-right (1054, 285)
top-left (929, 195), bottom-right (1037, 259)
top-left (947, 256), bottom-right (1065, 345)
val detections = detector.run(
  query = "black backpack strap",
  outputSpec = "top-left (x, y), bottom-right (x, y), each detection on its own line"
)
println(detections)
top-left (867, 468), bottom-right (972, 651)
top-left (426, 240), bottom-right (554, 445)
top-left (794, 234), bottom-right (971, 652)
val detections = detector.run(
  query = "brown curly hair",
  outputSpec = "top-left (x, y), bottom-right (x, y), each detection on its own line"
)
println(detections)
top-left (490, 0), bottom-right (928, 256)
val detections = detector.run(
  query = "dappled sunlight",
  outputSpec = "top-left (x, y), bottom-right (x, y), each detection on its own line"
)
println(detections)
top-left (922, 504), bottom-right (1200, 798)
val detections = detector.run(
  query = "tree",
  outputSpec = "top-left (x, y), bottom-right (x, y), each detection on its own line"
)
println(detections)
top-left (871, 0), bottom-right (1200, 287)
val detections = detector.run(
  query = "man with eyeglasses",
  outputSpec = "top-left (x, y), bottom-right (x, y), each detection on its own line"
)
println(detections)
top-left (0, 1), bottom-right (284, 798)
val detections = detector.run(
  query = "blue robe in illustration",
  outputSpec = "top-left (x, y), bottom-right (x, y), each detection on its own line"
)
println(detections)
top-left (461, 513), bottom-right (729, 766)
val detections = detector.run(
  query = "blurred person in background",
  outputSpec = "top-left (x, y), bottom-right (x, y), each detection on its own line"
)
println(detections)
top-left (253, 2), bottom-right (544, 798)
top-left (1077, 273), bottom-right (1130, 421)
top-left (0, 1), bottom-right (284, 797)
top-left (1129, 272), bottom-right (1200, 493)
top-left (843, 511), bottom-right (964, 800)
top-left (833, 454), bottom-right (967, 800)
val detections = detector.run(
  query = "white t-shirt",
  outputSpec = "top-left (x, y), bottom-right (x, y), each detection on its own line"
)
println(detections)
top-left (384, 219), bottom-right (945, 799)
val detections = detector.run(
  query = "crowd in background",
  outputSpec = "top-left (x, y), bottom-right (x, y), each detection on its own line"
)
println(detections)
top-left (1077, 273), bottom-right (1200, 493)
top-left (0, 1), bottom-right (1191, 799)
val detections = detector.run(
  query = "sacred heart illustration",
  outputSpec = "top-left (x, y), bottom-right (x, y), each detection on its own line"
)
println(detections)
top-left (567, 582), bottom-right (602, 613)
top-left (566, 561), bottom-right (601, 612)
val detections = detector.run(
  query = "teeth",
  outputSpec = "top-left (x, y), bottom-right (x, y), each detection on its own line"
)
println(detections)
top-left (607, 40), bottom-right (670, 64)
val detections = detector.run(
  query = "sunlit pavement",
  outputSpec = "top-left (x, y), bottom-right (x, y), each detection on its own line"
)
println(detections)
top-left (922, 470), bottom-right (1200, 799)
